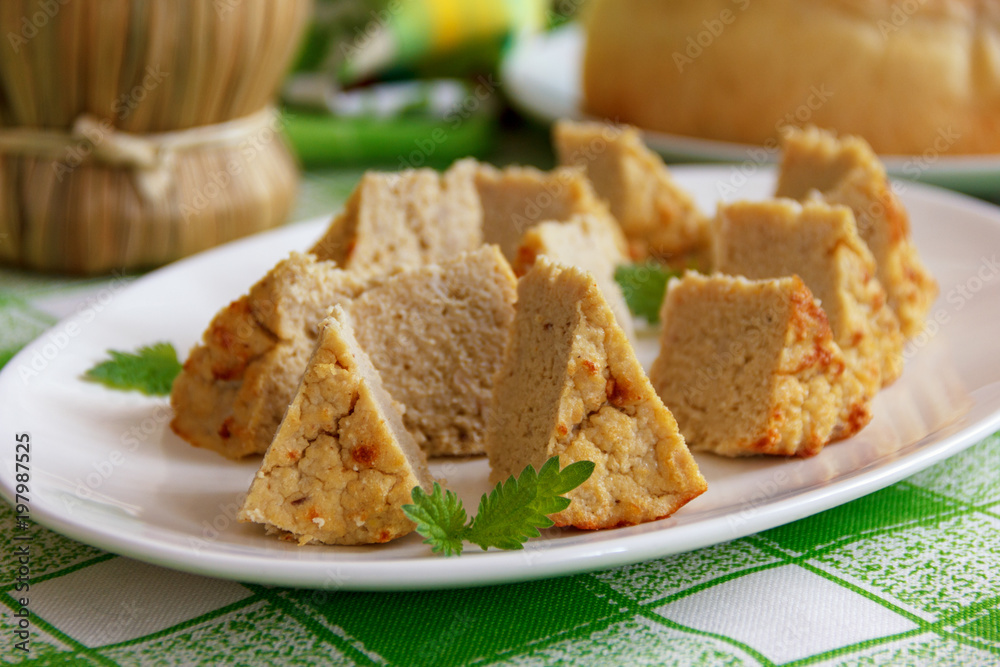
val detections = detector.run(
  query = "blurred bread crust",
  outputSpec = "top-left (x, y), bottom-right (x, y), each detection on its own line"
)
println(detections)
top-left (583, 0), bottom-right (1000, 155)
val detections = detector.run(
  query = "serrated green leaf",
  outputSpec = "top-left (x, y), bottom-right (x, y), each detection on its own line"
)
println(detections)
top-left (83, 342), bottom-right (182, 396)
top-left (465, 456), bottom-right (594, 552)
top-left (402, 483), bottom-right (468, 557)
top-left (405, 457), bottom-right (595, 556)
top-left (614, 262), bottom-right (678, 324)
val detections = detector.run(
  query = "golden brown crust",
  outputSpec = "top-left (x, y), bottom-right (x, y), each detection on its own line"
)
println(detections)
top-left (712, 199), bottom-right (897, 439)
top-left (650, 273), bottom-right (845, 457)
top-left (170, 253), bottom-right (370, 459)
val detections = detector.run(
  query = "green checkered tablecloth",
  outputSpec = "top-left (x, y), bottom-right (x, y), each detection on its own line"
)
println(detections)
top-left (3, 170), bottom-right (1000, 667)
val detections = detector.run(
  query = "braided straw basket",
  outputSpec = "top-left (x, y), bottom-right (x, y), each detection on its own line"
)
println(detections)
top-left (0, 0), bottom-right (313, 274)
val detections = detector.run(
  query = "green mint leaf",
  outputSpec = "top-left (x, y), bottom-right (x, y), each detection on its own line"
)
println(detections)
top-left (465, 456), bottom-right (595, 552)
top-left (402, 483), bottom-right (469, 557)
top-left (83, 342), bottom-right (182, 396)
top-left (614, 262), bottom-right (678, 324)
top-left (405, 458), bottom-right (595, 556)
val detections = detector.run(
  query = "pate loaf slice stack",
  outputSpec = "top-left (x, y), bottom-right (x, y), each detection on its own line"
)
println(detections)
top-left (486, 258), bottom-right (706, 529)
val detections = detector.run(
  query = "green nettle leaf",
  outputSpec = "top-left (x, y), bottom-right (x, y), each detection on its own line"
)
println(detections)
top-left (403, 485), bottom-right (469, 557)
top-left (83, 342), bottom-right (182, 396)
top-left (614, 262), bottom-right (679, 324)
top-left (402, 457), bottom-right (596, 557)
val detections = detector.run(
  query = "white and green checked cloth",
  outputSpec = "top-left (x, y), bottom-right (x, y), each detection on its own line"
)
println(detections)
top-left (2, 171), bottom-right (999, 667)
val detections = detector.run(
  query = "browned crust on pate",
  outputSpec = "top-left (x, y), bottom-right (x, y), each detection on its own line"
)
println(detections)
top-left (650, 273), bottom-right (851, 458)
top-left (170, 253), bottom-right (370, 459)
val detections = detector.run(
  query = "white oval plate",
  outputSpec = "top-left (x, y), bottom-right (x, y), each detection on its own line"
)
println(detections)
top-left (502, 25), bottom-right (1000, 197)
top-left (2, 167), bottom-right (1000, 591)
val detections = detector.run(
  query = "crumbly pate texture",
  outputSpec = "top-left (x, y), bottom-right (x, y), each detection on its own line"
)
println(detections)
top-left (650, 273), bottom-right (846, 457)
top-left (309, 159), bottom-right (483, 277)
top-left (239, 306), bottom-right (433, 545)
top-left (486, 258), bottom-right (706, 529)
top-left (513, 214), bottom-right (635, 341)
top-left (170, 252), bottom-right (371, 459)
top-left (348, 245), bottom-right (518, 457)
top-left (713, 199), bottom-right (901, 439)
top-left (775, 126), bottom-right (938, 338)
top-left (553, 119), bottom-right (708, 263)
top-left (471, 162), bottom-right (626, 262)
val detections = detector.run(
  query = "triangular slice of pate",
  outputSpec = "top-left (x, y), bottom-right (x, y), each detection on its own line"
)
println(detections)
top-left (513, 214), bottom-right (636, 341)
top-left (347, 245), bottom-right (518, 457)
top-left (650, 273), bottom-right (848, 457)
top-left (554, 119), bottom-right (708, 263)
top-left (239, 306), bottom-right (432, 545)
top-left (471, 162), bottom-right (626, 261)
top-left (714, 198), bottom-right (903, 438)
top-left (775, 126), bottom-right (937, 338)
top-left (486, 258), bottom-right (707, 529)
top-left (309, 160), bottom-right (483, 277)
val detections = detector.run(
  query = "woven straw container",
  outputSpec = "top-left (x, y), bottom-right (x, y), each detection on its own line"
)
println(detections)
top-left (0, 0), bottom-right (313, 274)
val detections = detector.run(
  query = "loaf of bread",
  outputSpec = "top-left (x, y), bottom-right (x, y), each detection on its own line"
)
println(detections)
top-left (583, 0), bottom-right (1000, 155)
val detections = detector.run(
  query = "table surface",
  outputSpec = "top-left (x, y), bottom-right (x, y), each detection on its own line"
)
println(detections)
top-left (2, 137), bottom-right (1000, 666)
